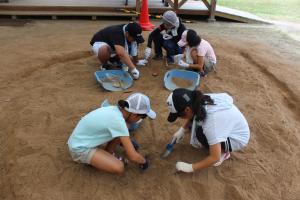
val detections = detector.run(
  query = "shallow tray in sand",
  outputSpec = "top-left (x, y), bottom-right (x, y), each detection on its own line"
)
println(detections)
top-left (95, 70), bottom-right (133, 92)
top-left (164, 69), bottom-right (200, 91)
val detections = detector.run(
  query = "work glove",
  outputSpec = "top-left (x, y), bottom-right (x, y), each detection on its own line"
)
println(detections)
top-left (140, 156), bottom-right (150, 171)
top-left (176, 161), bottom-right (194, 173)
top-left (144, 47), bottom-right (152, 60)
top-left (130, 67), bottom-right (140, 79)
top-left (173, 54), bottom-right (184, 64)
top-left (162, 33), bottom-right (173, 40)
top-left (172, 127), bottom-right (187, 143)
top-left (136, 59), bottom-right (148, 66)
top-left (178, 60), bottom-right (189, 68)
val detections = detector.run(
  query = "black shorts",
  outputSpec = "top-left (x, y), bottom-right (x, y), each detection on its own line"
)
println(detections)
top-left (195, 126), bottom-right (232, 152)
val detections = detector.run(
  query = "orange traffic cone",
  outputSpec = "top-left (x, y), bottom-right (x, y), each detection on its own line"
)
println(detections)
top-left (139, 0), bottom-right (155, 31)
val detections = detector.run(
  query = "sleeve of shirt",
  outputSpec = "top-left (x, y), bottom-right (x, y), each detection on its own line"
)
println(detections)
top-left (108, 120), bottom-right (129, 138)
top-left (90, 31), bottom-right (100, 46)
top-left (130, 41), bottom-right (138, 56)
top-left (147, 24), bottom-right (164, 48)
top-left (197, 43), bottom-right (207, 57)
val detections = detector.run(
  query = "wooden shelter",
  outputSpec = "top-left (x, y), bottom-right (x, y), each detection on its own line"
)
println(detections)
top-left (161, 0), bottom-right (217, 22)
top-left (0, 0), bottom-right (268, 23)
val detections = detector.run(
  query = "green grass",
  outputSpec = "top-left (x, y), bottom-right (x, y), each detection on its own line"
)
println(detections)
top-left (217, 0), bottom-right (300, 22)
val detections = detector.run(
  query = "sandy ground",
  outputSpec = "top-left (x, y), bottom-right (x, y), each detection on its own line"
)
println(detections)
top-left (0, 19), bottom-right (300, 200)
top-left (271, 20), bottom-right (300, 42)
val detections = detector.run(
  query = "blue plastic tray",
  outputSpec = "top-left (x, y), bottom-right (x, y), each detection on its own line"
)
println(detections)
top-left (164, 69), bottom-right (200, 91)
top-left (95, 70), bottom-right (133, 92)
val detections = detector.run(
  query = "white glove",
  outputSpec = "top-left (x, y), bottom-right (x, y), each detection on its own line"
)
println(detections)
top-left (144, 47), bottom-right (152, 60)
top-left (173, 54), bottom-right (184, 64)
top-left (136, 59), bottom-right (148, 66)
top-left (163, 33), bottom-right (173, 40)
top-left (178, 60), bottom-right (189, 68)
top-left (176, 162), bottom-right (194, 173)
top-left (172, 127), bottom-right (187, 143)
top-left (130, 67), bottom-right (140, 79)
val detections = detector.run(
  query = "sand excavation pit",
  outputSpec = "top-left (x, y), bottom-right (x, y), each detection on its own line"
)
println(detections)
top-left (1, 20), bottom-right (300, 200)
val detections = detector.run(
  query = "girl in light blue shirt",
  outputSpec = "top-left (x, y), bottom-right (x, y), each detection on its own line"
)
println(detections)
top-left (67, 93), bottom-right (156, 174)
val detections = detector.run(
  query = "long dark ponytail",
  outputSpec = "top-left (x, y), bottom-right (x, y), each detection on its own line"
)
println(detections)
top-left (191, 90), bottom-right (214, 121)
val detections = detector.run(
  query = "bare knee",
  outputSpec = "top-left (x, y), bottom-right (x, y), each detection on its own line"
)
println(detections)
top-left (98, 45), bottom-right (111, 63)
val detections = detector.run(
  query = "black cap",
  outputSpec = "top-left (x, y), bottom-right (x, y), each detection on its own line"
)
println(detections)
top-left (167, 88), bottom-right (194, 122)
top-left (126, 22), bottom-right (144, 44)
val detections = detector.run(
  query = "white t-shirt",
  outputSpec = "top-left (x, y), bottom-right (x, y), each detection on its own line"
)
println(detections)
top-left (191, 93), bottom-right (250, 151)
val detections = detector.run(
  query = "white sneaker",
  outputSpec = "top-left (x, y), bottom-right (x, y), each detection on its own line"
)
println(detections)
top-left (99, 65), bottom-right (106, 71)
top-left (214, 152), bottom-right (230, 167)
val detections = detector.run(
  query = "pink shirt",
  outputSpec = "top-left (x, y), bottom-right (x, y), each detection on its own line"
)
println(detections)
top-left (197, 39), bottom-right (216, 62)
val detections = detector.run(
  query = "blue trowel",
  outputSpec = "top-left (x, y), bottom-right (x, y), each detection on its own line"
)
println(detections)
top-left (161, 138), bottom-right (177, 159)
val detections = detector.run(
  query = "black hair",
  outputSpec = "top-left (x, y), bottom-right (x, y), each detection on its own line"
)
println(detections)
top-left (118, 100), bottom-right (147, 119)
top-left (118, 100), bottom-right (129, 109)
top-left (186, 29), bottom-right (201, 47)
top-left (191, 90), bottom-right (214, 121)
top-left (138, 114), bottom-right (147, 119)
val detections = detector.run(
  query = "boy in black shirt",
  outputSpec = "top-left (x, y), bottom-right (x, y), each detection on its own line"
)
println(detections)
top-left (90, 22), bottom-right (144, 79)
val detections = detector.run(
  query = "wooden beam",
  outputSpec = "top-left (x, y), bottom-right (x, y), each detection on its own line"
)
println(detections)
top-left (149, 7), bottom-right (208, 15)
top-left (178, 0), bottom-right (188, 9)
top-left (0, 10), bottom-right (137, 17)
top-left (201, 0), bottom-right (210, 10)
top-left (0, 5), bottom-right (135, 12)
top-left (208, 0), bottom-right (216, 22)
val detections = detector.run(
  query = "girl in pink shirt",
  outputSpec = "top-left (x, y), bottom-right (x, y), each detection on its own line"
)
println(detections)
top-left (176, 29), bottom-right (217, 76)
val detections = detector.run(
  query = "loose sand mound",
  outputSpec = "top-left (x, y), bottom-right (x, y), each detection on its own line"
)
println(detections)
top-left (0, 20), bottom-right (299, 200)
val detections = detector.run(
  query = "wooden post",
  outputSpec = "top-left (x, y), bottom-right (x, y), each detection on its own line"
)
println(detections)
top-left (208, 0), bottom-right (216, 22)
top-left (135, 0), bottom-right (140, 13)
top-left (174, 0), bottom-right (178, 11)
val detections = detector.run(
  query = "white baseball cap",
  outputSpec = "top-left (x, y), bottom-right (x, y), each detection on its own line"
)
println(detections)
top-left (125, 93), bottom-right (156, 119)
top-left (177, 30), bottom-right (188, 47)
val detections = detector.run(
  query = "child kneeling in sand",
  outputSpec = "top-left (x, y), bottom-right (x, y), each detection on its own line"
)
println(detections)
top-left (166, 88), bottom-right (250, 173)
top-left (174, 29), bottom-right (217, 77)
top-left (90, 22), bottom-right (144, 79)
top-left (67, 93), bottom-right (156, 174)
